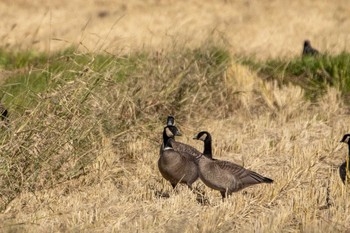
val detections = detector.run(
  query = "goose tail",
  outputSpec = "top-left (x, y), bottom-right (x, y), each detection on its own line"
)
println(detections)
top-left (262, 177), bottom-right (273, 183)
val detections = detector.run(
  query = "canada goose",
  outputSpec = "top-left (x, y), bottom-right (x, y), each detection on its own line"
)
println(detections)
top-left (158, 125), bottom-right (199, 189)
top-left (193, 131), bottom-right (273, 199)
top-left (302, 40), bottom-right (319, 56)
top-left (339, 134), bottom-right (350, 184)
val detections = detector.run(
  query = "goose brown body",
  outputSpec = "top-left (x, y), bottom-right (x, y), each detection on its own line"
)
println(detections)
top-left (193, 131), bottom-right (273, 198)
top-left (158, 125), bottom-right (199, 189)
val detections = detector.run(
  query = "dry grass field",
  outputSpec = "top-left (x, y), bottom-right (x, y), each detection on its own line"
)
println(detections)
top-left (1, 0), bottom-right (350, 58)
top-left (1, 1), bottom-right (350, 233)
top-left (0, 48), bottom-right (350, 232)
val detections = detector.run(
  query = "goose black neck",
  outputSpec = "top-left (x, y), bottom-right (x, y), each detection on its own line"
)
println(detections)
top-left (203, 135), bottom-right (213, 158)
top-left (163, 128), bottom-right (173, 148)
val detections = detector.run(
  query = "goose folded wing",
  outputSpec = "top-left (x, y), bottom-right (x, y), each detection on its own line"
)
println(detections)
top-left (215, 160), bottom-right (271, 185)
top-left (169, 140), bottom-right (202, 157)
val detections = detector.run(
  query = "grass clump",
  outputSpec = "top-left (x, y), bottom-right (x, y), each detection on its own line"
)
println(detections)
top-left (0, 45), bottom-right (232, 211)
top-left (240, 52), bottom-right (350, 100)
top-left (0, 48), bottom-right (148, 113)
top-left (1, 45), bottom-right (350, 232)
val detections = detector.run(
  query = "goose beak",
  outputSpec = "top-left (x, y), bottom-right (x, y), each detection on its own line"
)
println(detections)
top-left (193, 136), bottom-right (198, 140)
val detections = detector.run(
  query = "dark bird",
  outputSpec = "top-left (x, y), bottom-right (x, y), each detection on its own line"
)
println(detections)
top-left (193, 131), bottom-right (273, 199)
top-left (339, 134), bottom-right (350, 184)
top-left (0, 102), bottom-right (9, 128)
top-left (302, 40), bottom-right (319, 56)
top-left (158, 125), bottom-right (199, 189)
top-left (0, 102), bottom-right (8, 121)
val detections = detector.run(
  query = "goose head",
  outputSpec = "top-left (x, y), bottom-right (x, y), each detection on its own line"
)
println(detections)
top-left (164, 125), bottom-right (182, 138)
top-left (340, 134), bottom-right (350, 144)
top-left (304, 40), bottom-right (311, 48)
top-left (193, 131), bottom-right (211, 142)
top-left (166, 115), bottom-right (175, 126)
top-left (163, 125), bottom-right (181, 148)
top-left (193, 131), bottom-right (213, 158)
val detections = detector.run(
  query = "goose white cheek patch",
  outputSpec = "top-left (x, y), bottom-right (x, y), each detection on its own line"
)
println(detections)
top-left (165, 128), bottom-right (173, 137)
top-left (346, 137), bottom-right (350, 143)
top-left (167, 118), bottom-right (174, 126)
top-left (199, 134), bottom-right (207, 141)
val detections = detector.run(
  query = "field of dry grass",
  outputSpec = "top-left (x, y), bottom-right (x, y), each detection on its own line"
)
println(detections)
top-left (0, 47), bottom-right (349, 232)
top-left (1, 0), bottom-right (350, 58)
top-left (1, 1), bottom-right (350, 232)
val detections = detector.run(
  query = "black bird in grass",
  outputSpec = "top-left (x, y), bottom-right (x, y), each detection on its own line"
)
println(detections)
top-left (0, 102), bottom-right (8, 121)
top-left (302, 40), bottom-right (319, 56)
top-left (339, 134), bottom-right (350, 184)
top-left (0, 102), bottom-right (9, 128)
top-left (193, 131), bottom-right (273, 199)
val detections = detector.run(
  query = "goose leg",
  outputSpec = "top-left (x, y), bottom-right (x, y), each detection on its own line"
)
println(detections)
top-left (220, 191), bottom-right (227, 200)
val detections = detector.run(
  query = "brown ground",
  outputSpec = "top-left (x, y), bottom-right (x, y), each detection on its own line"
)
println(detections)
top-left (1, 0), bottom-right (350, 58)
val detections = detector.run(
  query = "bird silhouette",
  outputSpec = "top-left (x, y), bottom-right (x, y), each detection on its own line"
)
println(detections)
top-left (302, 40), bottom-right (319, 56)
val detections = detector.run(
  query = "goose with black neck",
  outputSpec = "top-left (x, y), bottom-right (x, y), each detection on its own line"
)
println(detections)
top-left (158, 125), bottom-right (199, 189)
top-left (193, 131), bottom-right (273, 199)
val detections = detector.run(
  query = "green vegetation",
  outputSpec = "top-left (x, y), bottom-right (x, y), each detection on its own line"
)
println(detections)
top-left (240, 52), bottom-right (350, 100)
top-left (2, 47), bottom-right (350, 113)
top-left (0, 49), bottom-right (47, 69)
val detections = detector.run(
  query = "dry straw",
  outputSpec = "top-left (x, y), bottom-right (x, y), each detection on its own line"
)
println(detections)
top-left (0, 47), bottom-right (350, 232)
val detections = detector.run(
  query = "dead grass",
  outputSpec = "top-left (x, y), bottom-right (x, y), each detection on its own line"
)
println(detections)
top-left (0, 44), bottom-right (349, 232)
top-left (1, 1), bottom-right (350, 229)
top-left (1, 0), bottom-right (350, 58)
